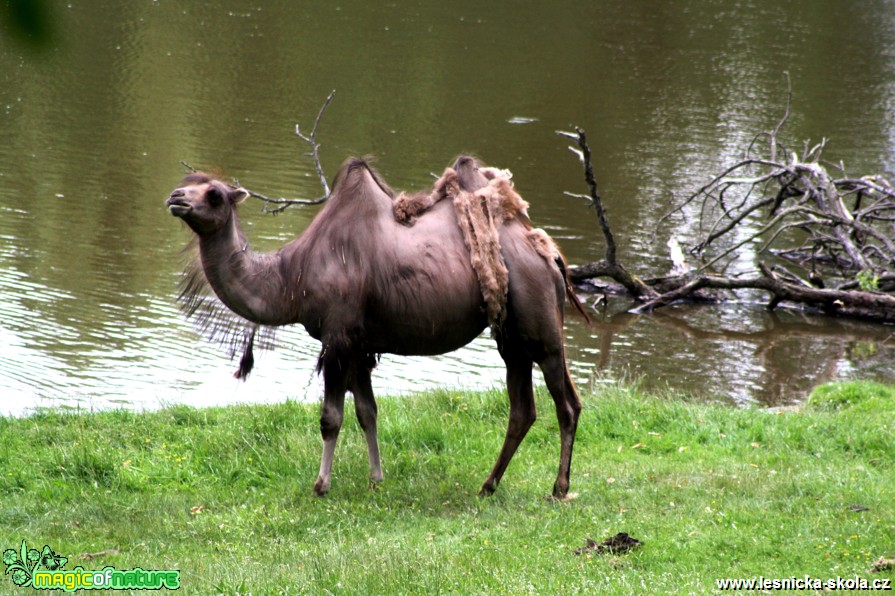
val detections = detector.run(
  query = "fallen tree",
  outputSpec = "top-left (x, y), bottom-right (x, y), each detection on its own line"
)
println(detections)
top-left (558, 91), bottom-right (895, 323)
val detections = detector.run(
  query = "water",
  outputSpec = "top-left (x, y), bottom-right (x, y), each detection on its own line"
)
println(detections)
top-left (1, 0), bottom-right (894, 415)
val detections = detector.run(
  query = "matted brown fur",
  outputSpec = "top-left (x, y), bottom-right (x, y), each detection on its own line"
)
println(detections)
top-left (394, 163), bottom-right (587, 329)
top-left (452, 181), bottom-right (510, 327)
top-left (393, 169), bottom-right (459, 223)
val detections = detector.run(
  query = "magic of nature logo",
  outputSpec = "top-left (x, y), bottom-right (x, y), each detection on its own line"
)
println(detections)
top-left (3, 540), bottom-right (180, 592)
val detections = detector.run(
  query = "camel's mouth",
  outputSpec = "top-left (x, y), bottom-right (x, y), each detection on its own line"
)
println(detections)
top-left (166, 196), bottom-right (191, 217)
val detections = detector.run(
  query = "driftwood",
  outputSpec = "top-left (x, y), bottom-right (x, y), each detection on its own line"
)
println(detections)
top-left (559, 88), bottom-right (895, 323)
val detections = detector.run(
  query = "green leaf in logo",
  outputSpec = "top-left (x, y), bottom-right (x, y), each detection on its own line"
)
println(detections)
top-left (39, 546), bottom-right (66, 571)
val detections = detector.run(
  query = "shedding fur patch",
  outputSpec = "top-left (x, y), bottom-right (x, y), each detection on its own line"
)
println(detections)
top-left (177, 246), bottom-right (276, 380)
top-left (393, 163), bottom-right (588, 330)
top-left (453, 184), bottom-right (510, 328)
top-left (392, 168), bottom-right (460, 224)
top-left (526, 227), bottom-right (561, 262)
top-left (448, 169), bottom-right (530, 330)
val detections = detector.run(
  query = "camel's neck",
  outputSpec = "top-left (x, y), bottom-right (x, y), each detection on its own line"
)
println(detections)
top-left (197, 217), bottom-right (294, 326)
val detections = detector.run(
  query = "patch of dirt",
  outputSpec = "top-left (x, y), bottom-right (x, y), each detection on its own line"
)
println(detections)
top-left (78, 549), bottom-right (121, 561)
top-left (574, 532), bottom-right (642, 555)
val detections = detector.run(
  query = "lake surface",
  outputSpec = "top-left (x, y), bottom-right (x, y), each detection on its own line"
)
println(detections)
top-left (2, 0), bottom-right (894, 415)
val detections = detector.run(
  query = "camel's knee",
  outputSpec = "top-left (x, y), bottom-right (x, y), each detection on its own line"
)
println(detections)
top-left (567, 394), bottom-right (582, 423)
top-left (541, 359), bottom-right (581, 428)
top-left (508, 407), bottom-right (536, 439)
top-left (353, 398), bottom-right (378, 432)
top-left (565, 376), bottom-right (583, 415)
top-left (555, 401), bottom-right (580, 433)
top-left (320, 405), bottom-right (344, 440)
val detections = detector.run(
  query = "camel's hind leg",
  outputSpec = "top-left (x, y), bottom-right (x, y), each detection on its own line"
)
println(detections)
top-left (539, 352), bottom-right (582, 500)
top-left (480, 344), bottom-right (536, 496)
top-left (350, 363), bottom-right (383, 486)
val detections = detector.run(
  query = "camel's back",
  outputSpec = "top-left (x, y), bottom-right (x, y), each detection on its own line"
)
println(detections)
top-left (283, 160), bottom-right (487, 354)
top-left (281, 157), bottom-right (571, 357)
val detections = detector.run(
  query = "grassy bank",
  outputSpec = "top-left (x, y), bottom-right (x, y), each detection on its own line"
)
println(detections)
top-left (1, 382), bottom-right (893, 594)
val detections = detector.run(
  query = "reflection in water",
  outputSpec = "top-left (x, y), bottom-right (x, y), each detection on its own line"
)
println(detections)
top-left (567, 301), bottom-right (894, 405)
top-left (1, 1), bottom-right (895, 415)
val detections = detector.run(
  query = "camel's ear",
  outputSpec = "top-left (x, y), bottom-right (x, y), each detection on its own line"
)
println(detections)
top-left (232, 187), bottom-right (250, 205)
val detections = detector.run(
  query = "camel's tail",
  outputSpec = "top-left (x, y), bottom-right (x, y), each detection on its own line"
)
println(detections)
top-left (523, 227), bottom-right (591, 325)
top-left (555, 253), bottom-right (592, 325)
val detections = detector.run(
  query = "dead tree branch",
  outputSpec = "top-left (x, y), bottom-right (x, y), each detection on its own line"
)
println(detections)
top-left (564, 89), bottom-right (895, 323)
top-left (295, 89), bottom-right (336, 198)
top-left (557, 127), bottom-right (657, 300)
top-left (235, 90), bottom-right (337, 214)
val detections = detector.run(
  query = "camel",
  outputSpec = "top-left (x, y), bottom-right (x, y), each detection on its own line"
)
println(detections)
top-left (166, 156), bottom-right (587, 499)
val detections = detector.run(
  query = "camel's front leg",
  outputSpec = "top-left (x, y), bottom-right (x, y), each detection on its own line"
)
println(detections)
top-left (313, 361), bottom-right (348, 496)
top-left (351, 364), bottom-right (383, 486)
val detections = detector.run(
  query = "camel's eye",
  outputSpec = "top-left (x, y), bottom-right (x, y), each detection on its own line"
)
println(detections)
top-left (207, 186), bottom-right (223, 207)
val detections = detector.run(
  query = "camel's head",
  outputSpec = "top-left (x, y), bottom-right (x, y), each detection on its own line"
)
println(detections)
top-left (166, 172), bottom-right (249, 236)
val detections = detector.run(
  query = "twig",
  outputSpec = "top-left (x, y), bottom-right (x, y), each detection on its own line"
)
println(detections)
top-left (769, 71), bottom-right (792, 163)
top-left (295, 89), bottom-right (336, 197)
top-left (236, 91), bottom-right (337, 214)
top-left (234, 184), bottom-right (329, 214)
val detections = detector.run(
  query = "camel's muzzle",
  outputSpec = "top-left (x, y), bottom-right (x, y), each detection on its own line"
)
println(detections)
top-left (166, 191), bottom-right (191, 217)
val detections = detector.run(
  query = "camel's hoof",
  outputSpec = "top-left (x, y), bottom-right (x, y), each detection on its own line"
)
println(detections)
top-left (312, 479), bottom-right (330, 497)
top-left (547, 491), bottom-right (578, 503)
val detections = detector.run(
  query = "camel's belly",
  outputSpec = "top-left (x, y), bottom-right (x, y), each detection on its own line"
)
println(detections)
top-left (350, 223), bottom-right (489, 355)
top-left (361, 251), bottom-right (487, 354)
top-left (367, 279), bottom-right (488, 355)
top-left (371, 319), bottom-right (486, 356)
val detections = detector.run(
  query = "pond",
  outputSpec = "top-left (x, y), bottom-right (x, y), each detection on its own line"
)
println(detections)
top-left (1, 0), bottom-right (894, 415)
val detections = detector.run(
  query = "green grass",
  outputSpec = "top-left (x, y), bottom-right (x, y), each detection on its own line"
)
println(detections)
top-left (1, 381), bottom-right (894, 594)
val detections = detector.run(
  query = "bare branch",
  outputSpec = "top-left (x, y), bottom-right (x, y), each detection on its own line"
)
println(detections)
top-left (557, 128), bottom-right (657, 299)
top-left (769, 72), bottom-right (792, 163)
top-left (230, 91), bottom-right (337, 214)
top-left (233, 184), bottom-right (328, 215)
top-left (295, 89), bottom-right (336, 198)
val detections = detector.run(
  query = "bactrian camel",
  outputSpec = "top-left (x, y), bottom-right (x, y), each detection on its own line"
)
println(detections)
top-left (166, 155), bottom-right (588, 499)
